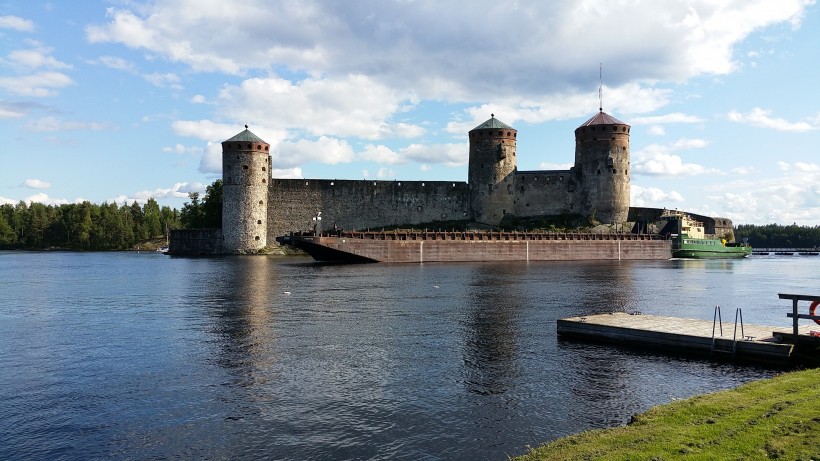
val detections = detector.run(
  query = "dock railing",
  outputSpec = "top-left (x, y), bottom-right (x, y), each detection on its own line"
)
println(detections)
top-left (778, 293), bottom-right (820, 344)
top-left (711, 305), bottom-right (746, 357)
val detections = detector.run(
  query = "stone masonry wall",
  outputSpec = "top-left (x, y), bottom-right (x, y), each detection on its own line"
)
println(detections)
top-left (513, 171), bottom-right (576, 217)
top-left (574, 124), bottom-right (631, 224)
top-left (468, 127), bottom-right (518, 225)
top-left (268, 179), bottom-right (470, 241)
top-left (222, 148), bottom-right (270, 253)
top-left (168, 228), bottom-right (223, 255)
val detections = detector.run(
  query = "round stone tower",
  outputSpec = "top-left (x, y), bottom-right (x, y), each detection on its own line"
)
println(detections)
top-left (222, 126), bottom-right (271, 254)
top-left (468, 115), bottom-right (518, 226)
top-left (573, 111), bottom-right (630, 224)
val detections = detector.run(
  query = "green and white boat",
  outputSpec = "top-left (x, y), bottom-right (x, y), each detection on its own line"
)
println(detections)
top-left (663, 210), bottom-right (752, 259)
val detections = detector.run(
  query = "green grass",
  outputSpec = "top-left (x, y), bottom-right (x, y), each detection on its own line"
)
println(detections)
top-left (513, 368), bottom-right (820, 461)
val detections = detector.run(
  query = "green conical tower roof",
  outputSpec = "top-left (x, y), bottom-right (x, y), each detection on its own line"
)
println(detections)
top-left (471, 114), bottom-right (514, 131)
top-left (223, 125), bottom-right (268, 144)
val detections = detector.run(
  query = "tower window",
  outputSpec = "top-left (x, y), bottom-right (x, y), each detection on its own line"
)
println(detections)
top-left (243, 165), bottom-right (248, 170)
top-left (257, 145), bottom-right (261, 150)
top-left (262, 167), bottom-right (266, 171)
top-left (597, 169), bottom-right (601, 175)
top-left (247, 144), bottom-right (251, 149)
top-left (255, 236), bottom-right (260, 241)
top-left (257, 220), bottom-right (262, 225)
top-left (258, 200), bottom-right (263, 205)
top-left (262, 178), bottom-right (266, 183)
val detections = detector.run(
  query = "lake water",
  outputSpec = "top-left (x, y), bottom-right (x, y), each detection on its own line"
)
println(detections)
top-left (1, 252), bottom-right (817, 460)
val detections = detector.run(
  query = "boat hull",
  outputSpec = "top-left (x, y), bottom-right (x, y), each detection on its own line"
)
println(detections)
top-left (672, 239), bottom-right (752, 259)
top-left (278, 232), bottom-right (672, 263)
top-left (672, 248), bottom-right (751, 259)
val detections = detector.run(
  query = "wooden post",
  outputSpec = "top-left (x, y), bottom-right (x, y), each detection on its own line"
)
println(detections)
top-left (792, 298), bottom-right (799, 343)
top-left (779, 293), bottom-right (820, 348)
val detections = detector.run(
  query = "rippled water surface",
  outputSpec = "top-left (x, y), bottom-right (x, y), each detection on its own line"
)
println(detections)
top-left (1, 252), bottom-right (816, 460)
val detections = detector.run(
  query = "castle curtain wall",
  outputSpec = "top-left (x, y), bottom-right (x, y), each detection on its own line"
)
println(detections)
top-left (513, 171), bottom-right (576, 217)
top-left (267, 179), bottom-right (469, 239)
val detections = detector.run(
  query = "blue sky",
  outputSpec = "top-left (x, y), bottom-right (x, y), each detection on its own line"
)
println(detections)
top-left (1, 0), bottom-right (819, 225)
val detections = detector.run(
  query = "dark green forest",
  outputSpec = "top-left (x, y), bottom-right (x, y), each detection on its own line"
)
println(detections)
top-left (0, 180), bottom-right (223, 250)
top-left (734, 223), bottom-right (820, 249)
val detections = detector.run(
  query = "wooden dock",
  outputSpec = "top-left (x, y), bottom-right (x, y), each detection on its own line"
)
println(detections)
top-left (557, 312), bottom-right (818, 365)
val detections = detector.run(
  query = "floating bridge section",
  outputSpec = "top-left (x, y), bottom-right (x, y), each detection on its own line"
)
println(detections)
top-left (558, 294), bottom-right (820, 366)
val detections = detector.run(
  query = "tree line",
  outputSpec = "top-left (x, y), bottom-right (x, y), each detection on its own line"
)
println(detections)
top-left (0, 180), bottom-right (223, 250)
top-left (734, 223), bottom-right (820, 249)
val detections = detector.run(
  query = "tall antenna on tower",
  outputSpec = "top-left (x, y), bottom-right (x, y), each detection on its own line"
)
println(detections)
top-left (599, 63), bottom-right (603, 113)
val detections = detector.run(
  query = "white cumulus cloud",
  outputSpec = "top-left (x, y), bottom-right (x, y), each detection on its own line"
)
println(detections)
top-left (700, 161), bottom-right (820, 224)
top-left (216, 74), bottom-right (421, 140)
top-left (23, 179), bottom-right (51, 189)
top-left (271, 167), bottom-right (303, 179)
top-left (727, 108), bottom-right (816, 132)
top-left (275, 136), bottom-right (356, 168)
top-left (0, 15), bottom-right (35, 31)
top-left (84, 1), bottom-right (811, 102)
top-left (631, 184), bottom-right (685, 207)
top-left (8, 46), bottom-right (71, 70)
top-left (632, 138), bottom-right (717, 176)
top-left (0, 71), bottom-right (73, 97)
top-left (114, 182), bottom-right (204, 204)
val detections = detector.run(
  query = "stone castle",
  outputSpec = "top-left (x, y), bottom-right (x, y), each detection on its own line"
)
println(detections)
top-left (219, 110), bottom-right (633, 254)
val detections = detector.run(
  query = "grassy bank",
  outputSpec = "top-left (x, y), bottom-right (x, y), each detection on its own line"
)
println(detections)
top-left (514, 367), bottom-right (820, 460)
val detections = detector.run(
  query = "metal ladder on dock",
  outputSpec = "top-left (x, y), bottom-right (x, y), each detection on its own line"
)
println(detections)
top-left (711, 305), bottom-right (745, 357)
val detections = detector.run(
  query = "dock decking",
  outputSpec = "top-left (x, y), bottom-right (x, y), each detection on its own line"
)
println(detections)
top-left (557, 312), bottom-right (817, 365)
